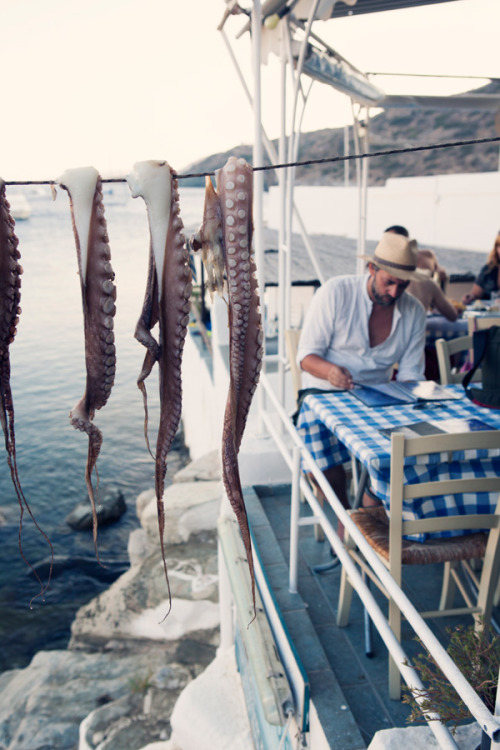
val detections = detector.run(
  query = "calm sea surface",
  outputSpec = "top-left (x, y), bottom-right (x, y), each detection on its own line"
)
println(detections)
top-left (0, 183), bottom-right (206, 671)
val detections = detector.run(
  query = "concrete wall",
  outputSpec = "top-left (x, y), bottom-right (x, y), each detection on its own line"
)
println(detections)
top-left (182, 294), bottom-right (291, 485)
top-left (267, 171), bottom-right (500, 253)
top-left (181, 301), bottom-right (226, 461)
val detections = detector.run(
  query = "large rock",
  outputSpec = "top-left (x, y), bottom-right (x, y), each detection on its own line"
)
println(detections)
top-left (0, 645), bottom-right (189, 750)
top-left (138, 481), bottom-right (221, 546)
top-left (79, 664), bottom-right (194, 750)
top-left (367, 723), bottom-right (481, 750)
top-left (173, 450), bottom-right (220, 483)
top-left (66, 488), bottom-right (127, 530)
top-left (70, 478), bottom-right (220, 650)
top-left (0, 452), bottom-right (227, 750)
top-left (69, 525), bottom-right (219, 649)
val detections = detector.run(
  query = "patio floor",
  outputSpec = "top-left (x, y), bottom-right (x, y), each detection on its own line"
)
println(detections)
top-left (244, 482), bottom-right (499, 749)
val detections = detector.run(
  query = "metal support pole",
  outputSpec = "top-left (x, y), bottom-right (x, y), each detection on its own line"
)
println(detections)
top-left (357, 112), bottom-right (370, 275)
top-left (252, 0), bottom-right (264, 300)
top-left (289, 446), bottom-right (301, 594)
top-left (277, 22), bottom-right (288, 407)
top-left (251, 0), bottom-right (265, 433)
top-left (344, 124), bottom-right (350, 186)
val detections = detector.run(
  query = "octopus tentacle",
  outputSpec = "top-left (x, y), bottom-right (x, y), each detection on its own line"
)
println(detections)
top-left (58, 167), bottom-right (117, 563)
top-left (135, 247), bottom-right (160, 459)
top-left (127, 161), bottom-right (192, 614)
top-left (0, 180), bottom-right (53, 602)
top-left (191, 157), bottom-right (263, 614)
top-left (190, 176), bottom-right (224, 298)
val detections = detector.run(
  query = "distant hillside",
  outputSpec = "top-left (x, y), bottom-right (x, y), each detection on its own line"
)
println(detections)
top-left (181, 81), bottom-right (500, 189)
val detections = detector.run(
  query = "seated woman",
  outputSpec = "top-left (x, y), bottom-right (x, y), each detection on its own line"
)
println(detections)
top-left (408, 247), bottom-right (458, 321)
top-left (462, 232), bottom-right (500, 304)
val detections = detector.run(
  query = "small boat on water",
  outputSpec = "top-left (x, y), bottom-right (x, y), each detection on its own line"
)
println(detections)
top-left (8, 193), bottom-right (31, 220)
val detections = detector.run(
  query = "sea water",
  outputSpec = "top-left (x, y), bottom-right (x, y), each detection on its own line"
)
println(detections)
top-left (0, 182), bottom-right (206, 671)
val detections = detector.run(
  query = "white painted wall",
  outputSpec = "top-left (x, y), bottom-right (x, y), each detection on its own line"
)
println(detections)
top-left (181, 316), bottom-right (222, 461)
top-left (267, 171), bottom-right (500, 253)
top-left (182, 294), bottom-right (290, 484)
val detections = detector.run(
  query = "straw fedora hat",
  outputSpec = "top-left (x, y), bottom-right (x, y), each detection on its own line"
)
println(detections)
top-left (362, 232), bottom-right (428, 282)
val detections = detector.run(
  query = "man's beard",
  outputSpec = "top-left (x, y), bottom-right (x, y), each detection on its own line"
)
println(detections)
top-left (370, 279), bottom-right (397, 307)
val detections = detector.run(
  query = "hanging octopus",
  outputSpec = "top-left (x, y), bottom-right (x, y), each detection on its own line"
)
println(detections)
top-left (191, 156), bottom-right (264, 614)
top-left (127, 160), bottom-right (192, 614)
top-left (0, 180), bottom-right (53, 602)
top-left (58, 167), bottom-right (117, 563)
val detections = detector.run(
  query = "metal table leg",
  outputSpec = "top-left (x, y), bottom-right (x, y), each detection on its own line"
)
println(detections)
top-left (313, 464), bottom-right (369, 575)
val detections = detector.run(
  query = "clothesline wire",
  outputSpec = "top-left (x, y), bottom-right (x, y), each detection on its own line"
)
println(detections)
top-left (5, 134), bottom-right (500, 186)
top-left (366, 72), bottom-right (500, 81)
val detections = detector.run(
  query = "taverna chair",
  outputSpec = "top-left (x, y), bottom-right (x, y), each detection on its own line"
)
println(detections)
top-left (337, 429), bottom-right (500, 700)
top-left (467, 316), bottom-right (500, 335)
top-left (284, 328), bottom-right (303, 402)
top-left (435, 334), bottom-right (481, 385)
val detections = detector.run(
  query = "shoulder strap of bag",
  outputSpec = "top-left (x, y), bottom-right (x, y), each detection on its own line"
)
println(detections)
top-left (462, 328), bottom-right (489, 392)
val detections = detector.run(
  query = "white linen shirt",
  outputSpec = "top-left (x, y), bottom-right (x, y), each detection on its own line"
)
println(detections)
top-left (297, 274), bottom-right (426, 390)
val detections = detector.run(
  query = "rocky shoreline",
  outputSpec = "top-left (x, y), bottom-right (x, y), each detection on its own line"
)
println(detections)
top-left (0, 451), bottom-right (253, 750)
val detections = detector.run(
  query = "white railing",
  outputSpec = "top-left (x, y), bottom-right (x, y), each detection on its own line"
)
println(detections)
top-left (258, 370), bottom-right (500, 749)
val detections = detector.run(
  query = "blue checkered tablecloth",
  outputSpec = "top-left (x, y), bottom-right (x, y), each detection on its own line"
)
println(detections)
top-left (296, 385), bottom-right (500, 540)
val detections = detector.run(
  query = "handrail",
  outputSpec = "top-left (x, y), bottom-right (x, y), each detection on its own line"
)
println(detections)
top-left (258, 370), bottom-right (500, 746)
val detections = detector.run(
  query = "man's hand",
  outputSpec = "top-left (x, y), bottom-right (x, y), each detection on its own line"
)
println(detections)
top-left (300, 354), bottom-right (354, 389)
top-left (327, 364), bottom-right (354, 390)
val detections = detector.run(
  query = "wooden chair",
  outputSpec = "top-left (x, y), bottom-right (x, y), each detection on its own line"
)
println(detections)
top-left (284, 328), bottom-right (302, 402)
top-left (467, 316), bottom-right (500, 335)
top-left (435, 334), bottom-right (481, 385)
top-left (337, 430), bottom-right (500, 700)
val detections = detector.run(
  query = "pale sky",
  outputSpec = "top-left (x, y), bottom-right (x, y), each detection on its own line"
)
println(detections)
top-left (1, 0), bottom-right (499, 182)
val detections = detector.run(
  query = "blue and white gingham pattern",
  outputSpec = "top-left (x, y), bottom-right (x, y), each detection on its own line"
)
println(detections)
top-left (297, 385), bottom-right (500, 540)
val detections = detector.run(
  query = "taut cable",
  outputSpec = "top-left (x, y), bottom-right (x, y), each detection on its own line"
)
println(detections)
top-left (4, 134), bottom-right (500, 185)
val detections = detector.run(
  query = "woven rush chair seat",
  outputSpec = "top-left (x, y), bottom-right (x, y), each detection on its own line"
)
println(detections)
top-left (337, 429), bottom-right (500, 701)
top-left (350, 506), bottom-right (488, 565)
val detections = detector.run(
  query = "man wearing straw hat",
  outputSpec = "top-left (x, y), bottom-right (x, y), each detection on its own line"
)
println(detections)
top-left (297, 231), bottom-right (428, 536)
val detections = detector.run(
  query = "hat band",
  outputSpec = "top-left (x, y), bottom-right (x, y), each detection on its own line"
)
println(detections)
top-left (372, 253), bottom-right (416, 272)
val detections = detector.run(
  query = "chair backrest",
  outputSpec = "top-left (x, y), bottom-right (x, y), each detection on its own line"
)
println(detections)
top-left (285, 328), bottom-right (302, 401)
top-left (467, 316), bottom-right (500, 335)
top-left (435, 334), bottom-right (481, 385)
top-left (389, 430), bottom-right (500, 555)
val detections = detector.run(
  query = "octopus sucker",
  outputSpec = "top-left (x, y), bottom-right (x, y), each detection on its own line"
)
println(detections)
top-left (0, 180), bottom-right (53, 603)
top-left (127, 160), bottom-right (192, 614)
top-left (191, 157), bottom-right (263, 615)
top-left (58, 167), bottom-right (117, 564)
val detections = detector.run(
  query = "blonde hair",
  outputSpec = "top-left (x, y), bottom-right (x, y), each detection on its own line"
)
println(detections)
top-left (487, 234), bottom-right (500, 269)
